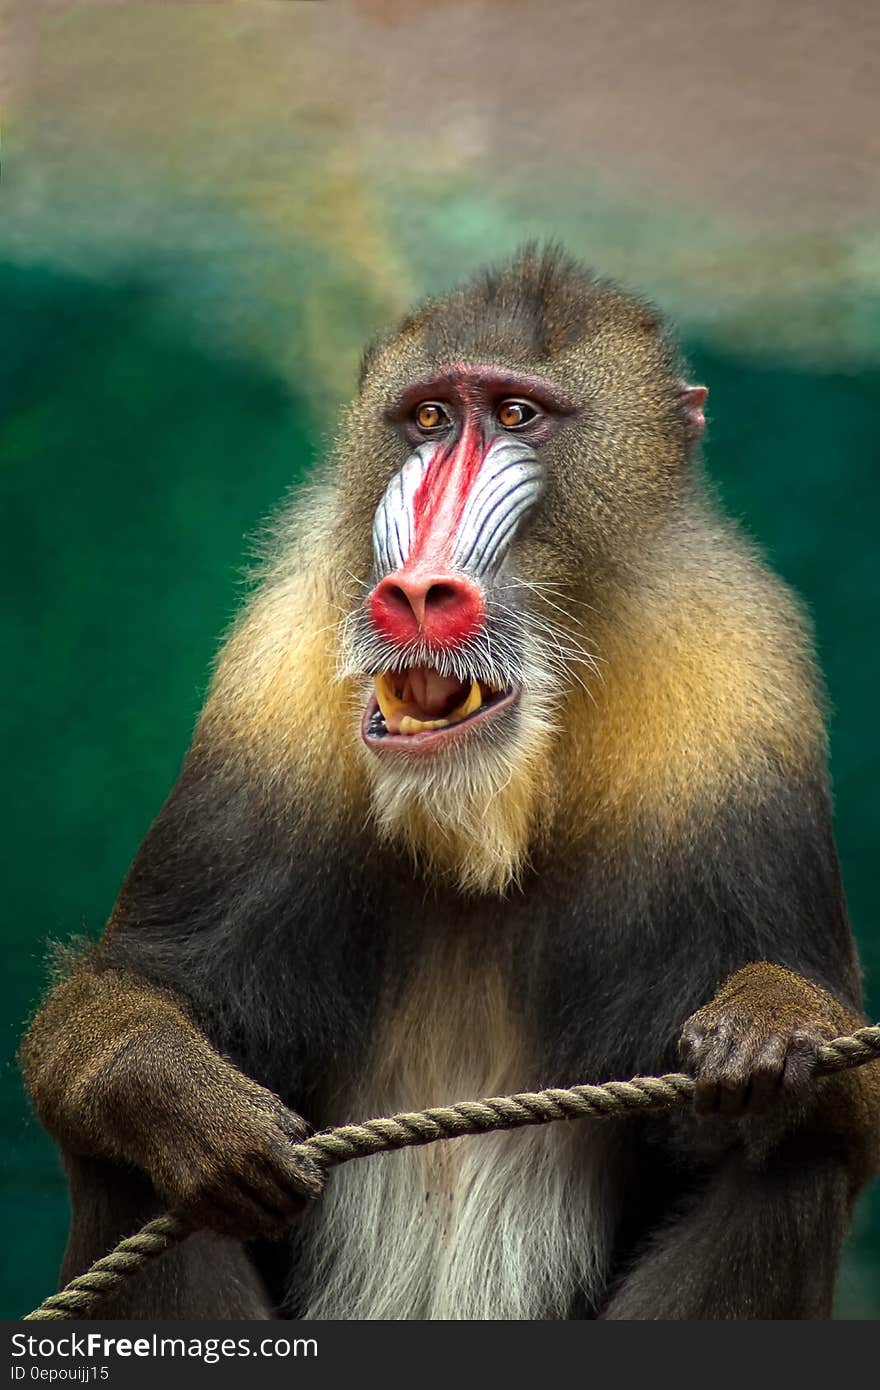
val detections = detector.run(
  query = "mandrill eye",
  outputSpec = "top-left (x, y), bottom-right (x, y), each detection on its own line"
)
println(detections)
top-left (497, 399), bottom-right (537, 429)
top-left (414, 402), bottom-right (451, 432)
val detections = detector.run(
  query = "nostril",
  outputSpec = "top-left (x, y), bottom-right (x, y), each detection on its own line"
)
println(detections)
top-left (370, 572), bottom-right (485, 647)
top-left (423, 578), bottom-right (484, 644)
top-left (382, 583), bottom-right (414, 618)
top-left (424, 582), bottom-right (461, 613)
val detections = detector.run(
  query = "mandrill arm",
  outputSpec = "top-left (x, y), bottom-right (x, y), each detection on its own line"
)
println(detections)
top-left (600, 960), bottom-right (880, 1319)
top-left (681, 962), bottom-right (876, 1128)
top-left (679, 961), bottom-right (880, 1185)
top-left (19, 735), bottom-right (365, 1311)
top-left (596, 846), bottom-right (880, 1319)
top-left (601, 975), bottom-right (880, 1323)
top-left (20, 963), bottom-right (324, 1243)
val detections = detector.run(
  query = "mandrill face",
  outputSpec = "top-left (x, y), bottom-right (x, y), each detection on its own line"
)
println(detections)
top-left (359, 366), bottom-right (577, 757)
top-left (343, 364), bottom-right (580, 767)
top-left (333, 249), bottom-right (705, 888)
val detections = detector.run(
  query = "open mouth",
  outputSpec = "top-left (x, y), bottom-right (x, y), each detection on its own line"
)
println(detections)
top-left (362, 665), bottom-right (519, 752)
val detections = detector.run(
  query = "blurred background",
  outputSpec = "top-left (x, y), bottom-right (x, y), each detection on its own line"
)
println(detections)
top-left (2, 0), bottom-right (879, 1317)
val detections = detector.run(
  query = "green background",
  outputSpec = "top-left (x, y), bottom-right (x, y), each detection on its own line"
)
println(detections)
top-left (4, 253), bottom-right (880, 1321)
top-left (3, 0), bottom-right (879, 1320)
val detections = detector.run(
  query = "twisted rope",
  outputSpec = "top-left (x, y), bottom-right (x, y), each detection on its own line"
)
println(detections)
top-left (24, 1024), bottom-right (880, 1320)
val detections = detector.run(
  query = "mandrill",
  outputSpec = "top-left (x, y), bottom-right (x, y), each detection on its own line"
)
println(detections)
top-left (21, 245), bottom-right (880, 1320)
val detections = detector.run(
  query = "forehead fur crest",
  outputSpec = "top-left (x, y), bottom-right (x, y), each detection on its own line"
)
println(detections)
top-left (359, 242), bottom-right (666, 388)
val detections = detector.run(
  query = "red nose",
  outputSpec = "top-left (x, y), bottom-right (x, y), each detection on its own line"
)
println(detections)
top-left (369, 571), bottom-right (485, 649)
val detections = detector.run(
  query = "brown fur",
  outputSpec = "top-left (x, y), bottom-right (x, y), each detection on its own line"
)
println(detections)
top-left (294, 934), bottom-right (621, 1320)
top-left (375, 936), bottom-right (527, 1113)
top-left (19, 247), bottom-right (880, 1320)
top-left (680, 963), bottom-right (880, 1189)
top-left (194, 496), bottom-right (824, 892)
top-left (197, 493), bottom-right (367, 823)
top-left (557, 525), bottom-right (826, 852)
top-left (191, 249), bottom-right (826, 890)
top-left (21, 967), bottom-right (324, 1245)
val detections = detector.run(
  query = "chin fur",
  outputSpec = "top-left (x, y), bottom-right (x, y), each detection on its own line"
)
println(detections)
top-left (353, 638), bottom-right (559, 896)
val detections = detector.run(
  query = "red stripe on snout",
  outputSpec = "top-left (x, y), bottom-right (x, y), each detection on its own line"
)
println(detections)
top-left (408, 421), bottom-right (487, 569)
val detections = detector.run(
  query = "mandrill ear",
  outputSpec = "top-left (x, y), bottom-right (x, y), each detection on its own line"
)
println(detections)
top-left (677, 382), bottom-right (708, 444)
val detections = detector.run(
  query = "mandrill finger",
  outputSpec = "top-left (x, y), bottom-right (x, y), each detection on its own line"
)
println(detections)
top-left (715, 1034), bottom-right (771, 1116)
top-left (693, 1076), bottom-right (724, 1116)
top-left (273, 1144), bottom-right (325, 1200)
top-left (275, 1109), bottom-right (313, 1144)
top-left (780, 1030), bottom-right (824, 1092)
top-left (225, 1176), bottom-right (291, 1229)
top-left (231, 1167), bottom-right (307, 1229)
top-left (252, 1144), bottom-right (325, 1205)
top-left (183, 1185), bottom-right (284, 1240)
top-left (678, 1022), bottom-right (707, 1064)
top-left (716, 1075), bottom-right (751, 1118)
top-left (748, 1035), bottom-right (788, 1112)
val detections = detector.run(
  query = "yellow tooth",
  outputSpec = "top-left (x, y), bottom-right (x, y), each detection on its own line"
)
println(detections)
top-left (374, 672), bottom-right (482, 733)
top-left (450, 680), bottom-right (483, 722)
top-left (399, 715), bottom-right (450, 735)
top-left (375, 672), bottom-right (406, 722)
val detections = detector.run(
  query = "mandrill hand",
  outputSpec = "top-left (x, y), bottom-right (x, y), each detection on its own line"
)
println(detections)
top-left (102, 1026), bottom-right (325, 1240)
top-left (678, 962), bottom-right (853, 1118)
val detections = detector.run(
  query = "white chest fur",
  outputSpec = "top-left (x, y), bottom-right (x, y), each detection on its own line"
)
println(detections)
top-left (296, 1112), bottom-right (617, 1320)
top-left (293, 943), bottom-right (619, 1320)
